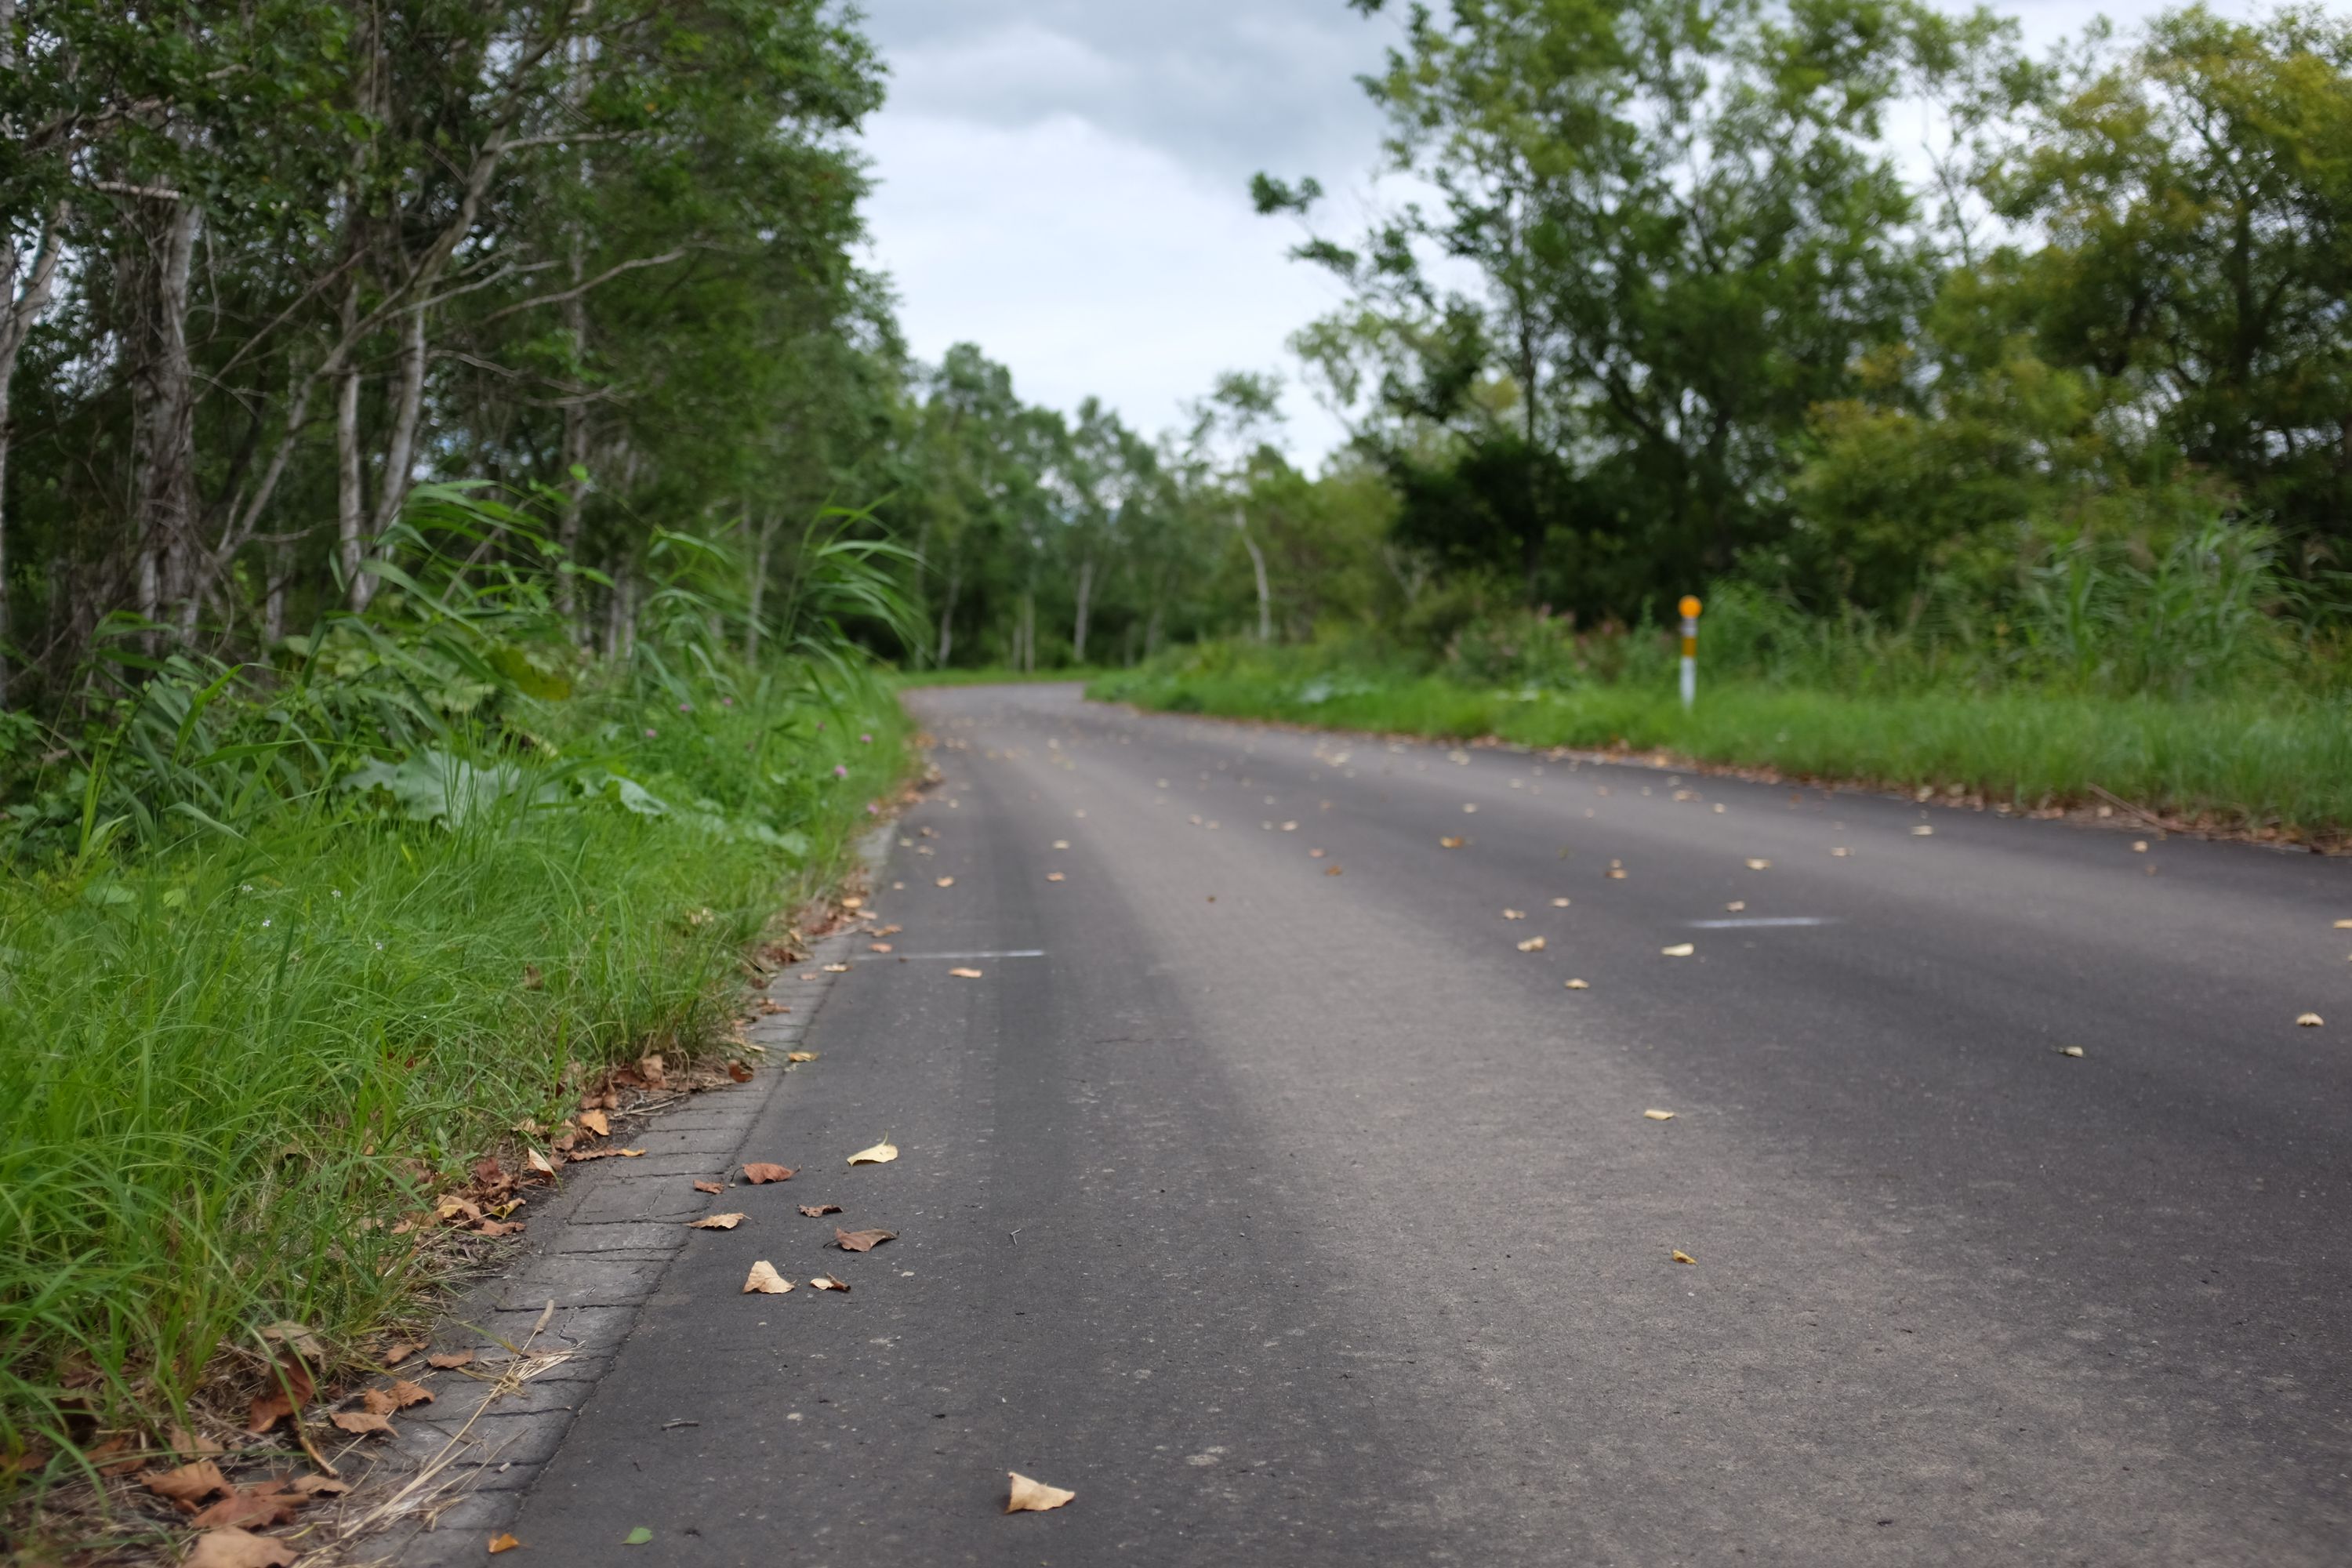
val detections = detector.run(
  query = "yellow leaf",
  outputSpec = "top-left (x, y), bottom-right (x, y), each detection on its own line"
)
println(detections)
top-left (787, 1051), bottom-right (818, 1062)
top-left (1047, 872), bottom-right (1065, 882)
top-left (1643, 1109), bottom-right (1675, 1121)
top-left (935, 877), bottom-right (955, 887)
top-left (1516, 936), bottom-right (1546, 952)
top-left (1439, 836), bottom-right (1465, 848)
top-left (687, 1213), bottom-right (746, 1230)
top-left (2335, 920), bottom-right (2352, 929)
top-left (1671, 1250), bottom-right (1696, 1265)
top-left (524, 1149), bottom-right (555, 1177)
top-left (1745, 858), bottom-right (1771, 870)
top-left (848, 1140), bottom-right (898, 1165)
top-left (619, 1148), bottom-right (644, 1157)
top-left (489, 1534), bottom-right (521, 1554)
top-left (809, 1273), bottom-right (851, 1291)
top-left (1564, 978), bottom-right (1589, 990)
top-left (742, 1261), bottom-right (794, 1294)
top-left (578, 1109), bottom-right (610, 1138)
top-left (2058, 1046), bottom-right (2084, 1058)
top-left (2297, 1013), bottom-right (2325, 1027)
top-left (1660, 943), bottom-right (1694, 957)
top-left (949, 967), bottom-right (984, 978)
top-left (1004, 1471), bottom-right (1076, 1514)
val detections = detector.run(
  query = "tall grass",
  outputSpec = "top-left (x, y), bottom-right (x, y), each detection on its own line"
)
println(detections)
top-left (0, 488), bottom-right (918, 1490)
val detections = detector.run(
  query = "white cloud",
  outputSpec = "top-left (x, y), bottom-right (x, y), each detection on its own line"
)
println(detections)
top-left (862, 108), bottom-right (1356, 458)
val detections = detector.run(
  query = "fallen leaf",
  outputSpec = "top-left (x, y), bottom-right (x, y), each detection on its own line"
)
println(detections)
top-left (727, 1060), bottom-right (755, 1082)
top-left (799, 1203), bottom-right (842, 1217)
top-left (693, 1180), bottom-right (724, 1195)
top-left (1831, 847), bottom-right (1851, 857)
top-left (619, 1149), bottom-right (645, 1158)
top-left (426, 1351), bottom-right (474, 1370)
top-left (637, 1054), bottom-right (667, 1087)
top-left (167, 1424), bottom-right (223, 1458)
top-left (788, 1050), bottom-right (818, 1062)
top-left (385, 1379), bottom-right (433, 1409)
top-left (1005, 1471), bottom-right (1075, 1513)
top-left (2132, 840), bottom-right (2149, 852)
top-left (742, 1163), bottom-right (795, 1184)
top-left (1462, 803), bottom-right (1479, 813)
top-left (184, 1528), bottom-right (299, 1568)
top-left (1502, 909), bottom-right (1526, 920)
top-left (489, 1534), bottom-right (521, 1554)
top-left (259, 1322), bottom-right (328, 1363)
top-left (1643, 1109), bottom-right (1675, 1121)
top-left (742, 1261), bottom-right (795, 1295)
top-left (1516, 936), bottom-right (1546, 952)
top-left (1439, 836), bottom-right (1465, 848)
top-left (1745, 858), bottom-right (1771, 870)
top-left (2058, 1046), bottom-right (2085, 1058)
top-left (1606, 868), bottom-right (1628, 880)
top-left (331, 1410), bottom-right (394, 1436)
top-left (949, 967), bottom-right (984, 978)
top-left (834, 1227), bottom-right (896, 1252)
top-left (821, 962), bottom-right (850, 973)
top-left (1324, 865), bottom-right (1344, 877)
top-left (144, 1460), bottom-right (230, 1505)
top-left (289, 1474), bottom-right (348, 1496)
top-left (809, 1273), bottom-right (851, 1292)
top-left (2297, 1012), bottom-right (2325, 1027)
top-left (2336, 920), bottom-right (2352, 930)
top-left (191, 1487), bottom-right (303, 1531)
top-left (688, 1213), bottom-right (747, 1229)
top-left (869, 942), bottom-right (894, 953)
top-left (1046, 873), bottom-right (1065, 882)
top-left (478, 1219), bottom-right (525, 1237)
top-left (1726, 900), bottom-right (1746, 912)
top-left (381, 1343), bottom-right (421, 1367)
top-left (1660, 943), bottom-right (1694, 957)
top-left (842, 895), bottom-right (864, 910)
top-left (1911, 826), bottom-right (1934, 837)
top-left (578, 1109), bottom-right (610, 1138)
top-left (1565, 978), bottom-right (1590, 990)
top-left (525, 1149), bottom-right (556, 1178)
top-left (624, 1526), bottom-right (654, 1545)
top-left (935, 877), bottom-right (955, 887)
top-left (1671, 1250), bottom-right (1696, 1265)
top-left (848, 1141), bottom-right (898, 1165)
top-left (1052, 840), bottom-right (1070, 849)
top-left (1551, 897), bottom-right (1571, 907)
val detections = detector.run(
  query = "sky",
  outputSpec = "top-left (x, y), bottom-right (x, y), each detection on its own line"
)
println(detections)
top-left (856, 0), bottom-right (2263, 465)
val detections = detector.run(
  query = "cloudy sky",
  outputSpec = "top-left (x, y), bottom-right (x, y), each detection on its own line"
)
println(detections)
top-left (857, 0), bottom-right (2259, 463)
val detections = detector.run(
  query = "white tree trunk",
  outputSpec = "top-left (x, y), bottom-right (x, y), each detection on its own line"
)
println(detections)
top-left (1072, 556), bottom-right (1094, 665)
top-left (0, 200), bottom-right (66, 704)
top-left (132, 198), bottom-right (200, 644)
top-left (935, 562), bottom-right (960, 667)
top-left (336, 275), bottom-right (369, 611)
top-left (1235, 507), bottom-right (1272, 642)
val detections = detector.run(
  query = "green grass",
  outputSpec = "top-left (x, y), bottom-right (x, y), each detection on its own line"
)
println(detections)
top-left (0, 662), bottom-right (909, 1490)
top-left (1090, 656), bottom-right (2352, 840)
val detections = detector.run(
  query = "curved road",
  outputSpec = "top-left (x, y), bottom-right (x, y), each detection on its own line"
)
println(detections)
top-left (509, 681), bottom-right (2351, 1564)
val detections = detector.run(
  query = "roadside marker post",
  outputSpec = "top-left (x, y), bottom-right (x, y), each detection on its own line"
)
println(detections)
top-left (1679, 595), bottom-right (1701, 709)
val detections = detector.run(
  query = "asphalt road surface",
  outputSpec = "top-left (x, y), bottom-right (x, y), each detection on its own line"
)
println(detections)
top-left (506, 681), bottom-right (2351, 1565)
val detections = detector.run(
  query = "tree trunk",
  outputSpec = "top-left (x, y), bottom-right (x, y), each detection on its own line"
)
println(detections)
top-left (335, 274), bottom-right (369, 611)
top-left (935, 561), bottom-right (960, 666)
top-left (1145, 600), bottom-right (1163, 659)
top-left (1072, 555), bottom-right (1094, 665)
top-left (369, 302), bottom-right (426, 541)
top-left (0, 200), bottom-right (66, 706)
top-left (262, 542), bottom-right (289, 647)
top-left (1235, 507), bottom-right (1272, 643)
top-left (131, 197), bottom-right (200, 645)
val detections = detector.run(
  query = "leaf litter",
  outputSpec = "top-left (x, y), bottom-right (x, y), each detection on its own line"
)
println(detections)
top-left (848, 1139), bottom-right (898, 1165)
top-left (1005, 1472), bottom-right (1076, 1513)
top-left (743, 1261), bottom-right (795, 1294)
top-left (834, 1227), bottom-right (895, 1252)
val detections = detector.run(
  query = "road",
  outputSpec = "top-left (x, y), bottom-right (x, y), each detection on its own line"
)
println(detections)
top-left (503, 681), bottom-right (2351, 1565)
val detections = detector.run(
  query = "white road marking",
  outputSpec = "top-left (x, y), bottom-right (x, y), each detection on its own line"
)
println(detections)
top-left (1683, 917), bottom-right (1840, 929)
top-left (891, 949), bottom-right (1048, 960)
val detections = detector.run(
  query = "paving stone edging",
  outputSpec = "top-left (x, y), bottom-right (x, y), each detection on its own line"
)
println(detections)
top-left (362, 829), bottom-right (892, 1563)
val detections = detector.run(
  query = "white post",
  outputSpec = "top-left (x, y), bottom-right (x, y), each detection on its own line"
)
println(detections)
top-left (1678, 595), bottom-right (1701, 710)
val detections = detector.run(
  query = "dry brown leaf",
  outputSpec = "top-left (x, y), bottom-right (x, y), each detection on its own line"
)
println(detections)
top-left (190, 1487), bottom-right (303, 1531)
top-left (727, 1060), bottom-right (755, 1083)
top-left (2335, 919), bottom-right (2352, 929)
top-left (525, 1149), bottom-right (557, 1178)
top-left (488, 1533), bottom-right (522, 1554)
top-left (2058, 1046), bottom-right (2085, 1058)
top-left (1502, 909), bottom-right (1526, 920)
top-left (688, 1213), bottom-right (747, 1230)
top-left (380, 1343), bottom-right (421, 1367)
top-left (799, 1203), bottom-right (842, 1217)
top-left (1324, 865), bottom-right (1343, 877)
top-left (787, 1051), bottom-right (817, 1063)
top-left (1052, 839), bottom-right (1070, 849)
top-left (809, 1273), bottom-right (850, 1292)
top-left (289, 1474), bottom-right (348, 1497)
top-left (1565, 978), bottom-right (1590, 990)
top-left (1671, 1250), bottom-right (1696, 1265)
top-left (1643, 1109), bottom-right (1675, 1121)
top-left (2297, 1012), bottom-right (2325, 1027)
top-left (848, 1140), bottom-right (898, 1165)
top-left (184, 1527), bottom-right (299, 1568)
top-left (638, 1053), bottom-right (668, 1086)
top-left (331, 1410), bottom-right (394, 1436)
top-left (742, 1261), bottom-right (795, 1295)
top-left (144, 1460), bottom-right (230, 1505)
top-left (693, 1180), bottom-right (724, 1195)
top-left (1439, 836), bottom-right (1465, 848)
top-left (166, 1424), bottom-right (223, 1459)
top-left (1550, 897), bottom-right (1571, 907)
top-left (841, 895), bottom-right (864, 911)
top-left (1911, 825), bottom-right (1934, 837)
top-left (385, 1379), bottom-right (433, 1409)
top-left (821, 962), bottom-right (850, 973)
top-left (949, 966), bottom-right (985, 978)
top-left (1660, 942), bottom-right (1695, 957)
top-left (1745, 858), bottom-right (1771, 870)
top-left (1516, 936), bottom-right (1545, 952)
top-left (477, 1219), bottom-right (526, 1237)
top-left (2132, 840), bottom-right (2149, 852)
top-left (869, 942), bottom-right (895, 953)
top-left (742, 1162), bottom-right (796, 1184)
top-left (1831, 847), bottom-right (1851, 857)
top-left (358, 1388), bottom-right (397, 1415)
top-left (1726, 901), bottom-right (1746, 912)
top-left (1606, 868), bottom-right (1627, 880)
top-left (426, 1351), bottom-right (474, 1370)
top-left (935, 877), bottom-right (955, 887)
top-left (578, 1109), bottom-right (610, 1138)
top-left (834, 1227), bottom-right (895, 1252)
top-left (1004, 1471), bottom-right (1075, 1513)
top-left (1046, 872), bottom-right (1065, 882)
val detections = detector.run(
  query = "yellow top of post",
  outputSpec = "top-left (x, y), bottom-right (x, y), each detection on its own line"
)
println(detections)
top-left (1679, 595), bottom-right (1702, 619)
